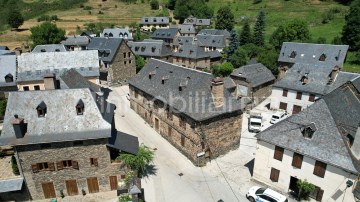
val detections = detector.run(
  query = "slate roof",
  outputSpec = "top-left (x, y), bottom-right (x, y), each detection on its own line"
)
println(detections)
top-left (0, 46), bottom-right (9, 50)
top-left (256, 82), bottom-right (360, 174)
top-left (178, 25), bottom-right (196, 34)
top-left (32, 44), bottom-right (68, 53)
top-left (60, 68), bottom-right (101, 92)
top-left (128, 40), bottom-right (172, 58)
top-left (183, 17), bottom-right (211, 26)
top-left (86, 37), bottom-right (123, 63)
top-left (151, 28), bottom-right (179, 40)
top-left (17, 50), bottom-right (99, 82)
top-left (208, 50), bottom-right (222, 59)
top-left (140, 17), bottom-right (169, 25)
top-left (0, 89), bottom-right (111, 146)
top-left (273, 63), bottom-right (360, 95)
top-left (61, 36), bottom-right (90, 46)
top-left (231, 63), bottom-right (275, 88)
top-left (173, 45), bottom-right (209, 59)
top-left (278, 42), bottom-right (349, 67)
top-left (0, 177), bottom-right (23, 193)
top-left (108, 131), bottom-right (139, 155)
top-left (128, 59), bottom-right (250, 121)
top-left (196, 34), bottom-right (225, 48)
top-left (173, 36), bottom-right (194, 46)
top-left (100, 28), bottom-right (133, 40)
top-left (0, 54), bottom-right (17, 86)
top-left (198, 29), bottom-right (230, 38)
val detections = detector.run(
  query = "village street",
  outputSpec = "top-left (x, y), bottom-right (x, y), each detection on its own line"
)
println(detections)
top-left (108, 85), bottom-right (292, 202)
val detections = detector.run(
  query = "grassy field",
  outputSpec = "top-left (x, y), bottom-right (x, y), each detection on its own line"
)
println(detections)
top-left (0, 0), bottom-right (358, 72)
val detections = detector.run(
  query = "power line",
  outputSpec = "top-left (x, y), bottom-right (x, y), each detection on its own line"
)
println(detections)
top-left (214, 159), bottom-right (241, 202)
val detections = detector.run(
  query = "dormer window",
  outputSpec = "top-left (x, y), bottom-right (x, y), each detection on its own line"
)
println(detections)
top-left (104, 33), bottom-right (108, 37)
top-left (55, 49), bottom-right (60, 52)
top-left (5, 73), bottom-right (13, 83)
top-left (41, 49), bottom-right (46, 52)
top-left (145, 18), bottom-right (148, 22)
top-left (152, 47), bottom-right (156, 52)
top-left (109, 33), bottom-right (113, 37)
top-left (346, 134), bottom-right (354, 147)
top-left (302, 123), bottom-right (316, 139)
top-left (76, 99), bottom-right (84, 115)
top-left (135, 46), bottom-right (139, 51)
top-left (36, 101), bottom-right (47, 117)
top-left (119, 33), bottom-right (123, 37)
top-left (319, 53), bottom-right (326, 61)
top-left (290, 51), bottom-right (297, 58)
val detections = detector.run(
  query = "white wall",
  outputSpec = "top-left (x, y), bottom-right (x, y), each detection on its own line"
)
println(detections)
top-left (269, 87), bottom-right (321, 114)
top-left (253, 140), bottom-right (357, 202)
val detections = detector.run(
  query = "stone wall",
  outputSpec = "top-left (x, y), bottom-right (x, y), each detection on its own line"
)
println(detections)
top-left (108, 42), bottom-right (136, 85)
top-left (172, 57), bottom-right (210, 69)
top-left (129, 85), bottom-right (242, 164)
top-left (231, 78), bottom-right (273, 104)
top-left (16, 138), bottom-right (126, 200)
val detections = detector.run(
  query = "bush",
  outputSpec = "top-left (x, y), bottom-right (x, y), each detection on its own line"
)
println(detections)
top-left (150, 0), bottom-right (159, 10)
top-left (79, 4), bottom-right (84, 8)
top-left (119, 194), bottom-right (132, 202)
top-left (83, 6), bottom-right (93, 10)
top-left (297, 179), bottom-right (315, 201)
top-left (253, 0), bottom-right (262, 4)
top-left (98, 10), bottom-right (104, 14)
top-left (11, 156), bottom-right (20, 175)
top-left (37, 15), bottom-right (50, 22)
top-left (322, 10), bottom-right (335, 24)
top-left (212, 62), bottom-right (234, 77)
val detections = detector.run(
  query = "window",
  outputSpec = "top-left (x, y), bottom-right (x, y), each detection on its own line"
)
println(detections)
top-left (32, 162), bottom-right (55, 172)
top-left (124, 61), bottom-right (127, 65)
top-left (270, 168), bottom-right (280, 182)
top-left (76, 99), bottom-right (85, 115)
top-left (319, 54), bottom-right (326, 61)
top-left (129, 60), bottom-right (132, 64)
top-left (303, 126), bottom-right (315, 139)
top-left (189, 59), bottom-right (192, 64)
top-left (62, 160), bottom-right (73, 168)
top-left (282, 89), bottom-right (288, 97)
top-left (182, 58), bottom-right (185, 63)
top-left (292, 152), bottom-right (303, 169)
top-left (292, 105), bottom-right (302, 114)
top-left (128, 52), bottom-right (131, 57)
top-left (23, 86), bottom-right (29, 91)
top-left (38, 162), bottom-right (49, 170)
top-left (290, 51), bottom-right (297, 58)
top-left (135, 91), bottom-right (138, 99)
top-left (273, 146), bottom-right (284, 161)
top-left (168, 126), bottom-right (172, 137)
top-left (296, 91), bottom-right (302, 100)
top-left (90, 158), bottom-right (98, 167)
top-left (5, 74), bottom-right (13, 83)
top-left (181, 135), bottom-right (185, 147)
top-left (309, 186), bottom-right (324, 201)
top-left (314, 161), bottom-right (327, 178)
top-left (56, 160), bottom-right (78, 170)
top-left (179, 116), bottom-right (186, 128)
top-left (41, 143), bottom-right (51, 149)
top-left (347, 134), bottom-right (354, 147)
top-left (309, 94), bottom-right (315, 102)
top-left (37, 101), bottom-right (47, 117)
top-left (34, 85), bottom-right (40, 91)
top-left (279, 102), bottom-right (287, 111)
top-left (123, 52), bottom-right (126, 58)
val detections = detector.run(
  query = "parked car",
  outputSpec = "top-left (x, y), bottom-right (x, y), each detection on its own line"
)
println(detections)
top-left (248, 112), bottom-right (263, 133)
top-left (270, 111), bottom-right (288, 124)
top-left (246, 186), bottom-right (288, 202)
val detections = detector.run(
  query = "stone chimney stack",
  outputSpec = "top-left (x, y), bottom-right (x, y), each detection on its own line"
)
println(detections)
top-left (11, 114), bottom-right (27, 139)
top-left (211, 77), bottom-right (224, 108)
top-left (43, 73), bottom-right (56, 90)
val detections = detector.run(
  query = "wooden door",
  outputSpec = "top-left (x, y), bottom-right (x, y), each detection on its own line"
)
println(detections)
top-left (66, 179), bottom-right (79, 196)
top-left (155, 118), bottom-right (159, 131)
top-left (87, 177), bottom-right (99, 193)
top-left (42, 182), bottom-right (56, 199)
top-left (109, 176), bottom-right (118, 191)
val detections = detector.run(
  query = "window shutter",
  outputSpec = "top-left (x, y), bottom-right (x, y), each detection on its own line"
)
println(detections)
top-left (94, 158), bottom-right (98, 167)
top-left (292, 153), bottom-right (303, 169)
top-left (274, 146), bottom-right (284, 161)
top-left (31, 163), bottom-right (38, 173)
top-left (56, 161), bottom-right (63, 170)
top-left (48, 162), bottom-right (55, 171)
top-left (314, 161), bottom-right (326, 178)
top-left (270, 168), bottom-right (280, 182)
top-left (72, 161), bottom-right (79, 169)
top-left (316, 189), bottom-right (324, 201)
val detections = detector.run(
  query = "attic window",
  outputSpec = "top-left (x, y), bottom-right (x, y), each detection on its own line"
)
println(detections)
top-left (162, 76), bottom-right (169, 84)
top-left (346, 134), bottom-right (354, 147)
top-left (145, 18), bottom-right (148, 22)
top-left (119, 33), bottom-right (123, 37)
top-left (36, 101), bottom-right (47, 117)
top-left (153, 18), bottom-right (157, 22)
top-left (290, 51), bottom-right (297, 58)
top-left (319, 53), bottom-right (326, 61)
top-left (109, 33), bottom-right (113, 37)
top-left (302, 123), bottom-right (316, 139)
top-left (152, 47), bottom-right (156, 52)
top-left (179, 49), bottom-right (183, 53)
top-left (199, 20), bottom-right (202, 23)
top-left (4, 74), bottom-right (13, 83)
top-left (135, 46), bottom-right (139, 51)
top-left (41, 49), bottom-right (46, 52)
top-left (55, 49), bottom-right (60, 52)
top-left (76, 99), bottom-right (85, 115)
top-left (124, 33), bottom-right (128, 38)
top-left (300, 74), bottom-right (309, 85)
top-left (104, 33), bottom-right (108, 37)
top-left (179, 86), bottom-right (182, 91)
top-left (149, 71), bottom-right (156, 79)
top-left (141, 46), bottom-right (146, 52)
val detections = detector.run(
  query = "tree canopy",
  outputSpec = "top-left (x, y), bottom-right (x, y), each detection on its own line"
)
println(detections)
top-left (269, 19), bottom-right (311, 50)
top-left (174, 0), bottom-right (213, 23)
top-left (7, 10), bottom-right (24, 29)
top-left (230, 48), bottom-right (249, 68)
top-left (215, 6), bottom-right (234, 31)
top-left (227, 29), bottom-right (240, 61)
top-left (30, 22), bottom-right (65, 47)
top-left (342, 0), bottom-right (360, 51)
top-left (240, 20), bottom-right (252, 45)
top-left (212, 62), bottom-right (235, 77)
top-left (253, 10), bottom-right (266, 46)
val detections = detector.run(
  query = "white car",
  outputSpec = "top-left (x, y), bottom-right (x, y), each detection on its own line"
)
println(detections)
top-left (270, 111), bottom-right (288, 124)
top-left (246, 186), bottom-right (288, 202)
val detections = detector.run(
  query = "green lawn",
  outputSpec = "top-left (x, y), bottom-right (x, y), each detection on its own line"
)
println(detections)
top-left (343, 52), bottom-right (360, 73)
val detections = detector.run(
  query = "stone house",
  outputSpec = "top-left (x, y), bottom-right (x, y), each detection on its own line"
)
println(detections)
top-left (183, 16), bottom-right (211, 27)
top-left (270, 63), bottom-right (359, 114)
top-left (17, 50), bottom-right (100, 91)
top-left (0, 54), bottom-right (17, 92)
top-left (61, 36), bottom-right (90, 51)
top-left (151, 28), bottom-right (180, 45)
top-left (230, 63), bottom-right (275, 104)
top-left (128, 39), bottom-right (173, 63)
top-left (128, 59), bottom-right (250, 164)
top-left (0, 88), bottom-right (139, 200)
top-left (254, 77), bottom-right (360, 202)
top-left (173, 36), bottom-right (194, 52)
top-left (172, 44), bottom-right (221, 70)
top-left (32, 44), bottom-right (68, 53)
top-left (178, 24), bottom-right (197, 36)
top-left (87, 37), bottom-right (136, 85)
top-left (100, 28), bottom-right (133, 41)
top-left (139, 17), bottom-right (169, 32)
top-left (196, 34), bottom-right (226, 52)
top-left (198, 29), bottom-right (230, 46)
top-left (277, 42), bottom-right (349, 79)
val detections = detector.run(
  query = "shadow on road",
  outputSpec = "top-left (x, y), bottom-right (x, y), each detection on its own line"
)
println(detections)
top-left (143, 164), bottom-right (158, 178)
top-left (244, 158), bottom-right (255, 176)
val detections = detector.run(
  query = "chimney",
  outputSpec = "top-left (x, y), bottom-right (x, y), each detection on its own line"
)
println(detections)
top-left (211, 77), bottom-right (224, 108)
top-left (11, 114), bottom-right (27, 138)
top-left (43, 73), bottom-right (56, 90)
top-left (97, 91), bottom-right (105, 112)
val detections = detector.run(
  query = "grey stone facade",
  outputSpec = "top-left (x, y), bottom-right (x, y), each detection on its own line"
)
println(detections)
top-left (16, 138), bottom-right (126, 200)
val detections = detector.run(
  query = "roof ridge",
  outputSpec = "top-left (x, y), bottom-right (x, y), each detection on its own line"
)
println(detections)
top-left (150, 58), bottom-right (212, 75)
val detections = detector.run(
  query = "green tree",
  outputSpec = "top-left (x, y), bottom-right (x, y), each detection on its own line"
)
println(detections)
top-left (332, 36), bottom-right (342, 45)
top-left (253, 10), bottom-right (265, 46)
top-left (215, 6), bottom-right (234, 31)
top-left (297, 179), bottom-right (315, 201)
top-left (116, 144), bottom-right (154, 177)
top-left (230, 48), bottom-right (249, 68)
top-left (227, 29), bottom-right (240, 61)
top-left (257, 47), bottom-right (278, 74)
top-left (342, 0), bottom-right (360, 51)
top-left (212, 62), bottom-right (234, 77)
top-left (0, 96), bottom-right (7, 117)
top-left (269, 19), bottom-right (311, 50)
top-left (150, 0), bottom-right (159, 10)
top-left (136, 56), bottom-right (146, 73)
top-left (30, 22), bottom-right (65, 47)
top-left (317, 37), bottom-right (327, 44)
top-left (11, 156), bottom-right (20, 175)
top-left (174, 0), bottom-right (213, 23)
top-left (167, 0), bottom-right (176, 10)
top-left (240, 20), bottom-right (252, 45)
top-left (7, 10), bottom-right (24, 30)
